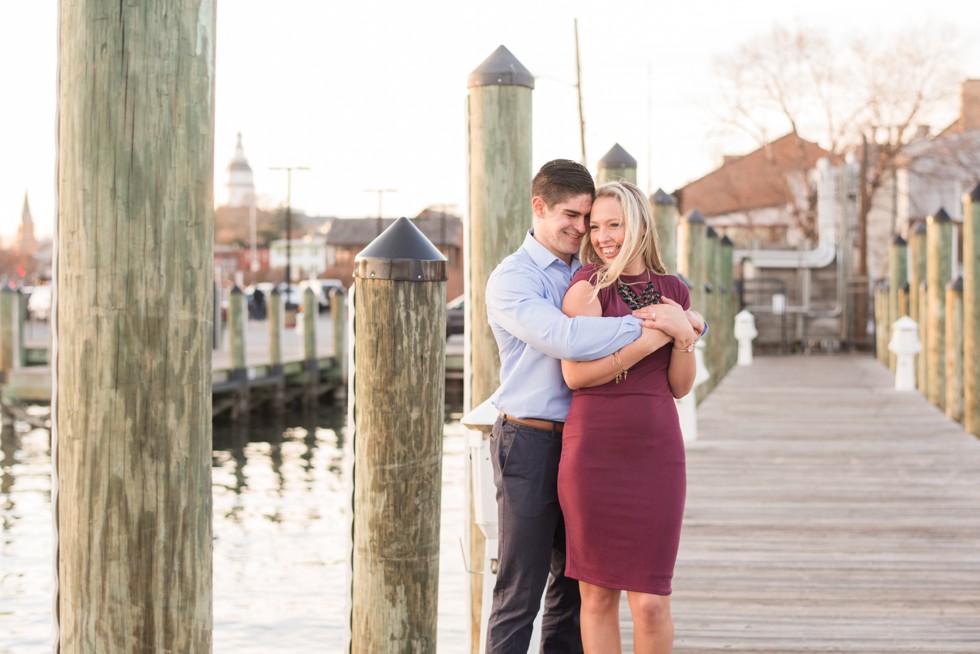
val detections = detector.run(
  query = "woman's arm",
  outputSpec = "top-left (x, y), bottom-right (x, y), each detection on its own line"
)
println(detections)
top-left (649, 297), bottom-right (698, 398)
top-left (560, 281), bottom-right (671, 390)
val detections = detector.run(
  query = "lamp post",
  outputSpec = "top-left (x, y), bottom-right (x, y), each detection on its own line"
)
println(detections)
top-left (271, 166), bottom-right (309, 290)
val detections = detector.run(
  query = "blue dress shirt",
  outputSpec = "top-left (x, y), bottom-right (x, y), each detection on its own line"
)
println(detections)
top-left (486, 231), bottom-right (643, 422)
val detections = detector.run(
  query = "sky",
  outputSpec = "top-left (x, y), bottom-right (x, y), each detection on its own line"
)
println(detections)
top-left (3, 0), bottom-right (980, 242)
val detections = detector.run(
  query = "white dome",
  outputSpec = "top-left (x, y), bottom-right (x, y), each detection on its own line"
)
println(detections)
top-left (225, 132), bottom-right (255, 208)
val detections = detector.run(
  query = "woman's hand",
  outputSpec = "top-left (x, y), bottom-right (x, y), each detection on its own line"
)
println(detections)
top-left (632, 297), bottom-right (698, 348)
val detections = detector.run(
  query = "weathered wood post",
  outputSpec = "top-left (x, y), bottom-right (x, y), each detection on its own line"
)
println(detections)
top-left (720, 234), bottom-right (736, 372)
top-left (229, 285), bottom-right (249, 421)
top-left (679, 209), bottom-right (707, 320)
top-left (946, 276), bottom-right (964, 423)
top-left (466, 44), bottom-right (534, 651)
top-left (918, 281), bottom-right (929, 392)
top-left (652, 188), bottom-right (677, 274)
top-left (268, 287), bottom-right (285, 405)
top-left (888, 235), bottom-right (908, 371)
top-left (702, 226), bottom-right (720, 396)
top-left (331, 287), bottom-right (348, 386)
top-left (349, 217), bottom-right (446, 653)
top-left (963, 184), bottom-right (980, 437)
top-left (15, 290), bottom-right (27, 368)
top-left (55, 1), bottom-right (215, 650)
top-left (926, 208), bottom-right (953, 409)
top-left (909, 221), bottom-right (927, 389)
top-left (596, 143), bottom-right (638, 185)
top-left (0, 288), bottom-right (15, 382)
top-left (875, 281), bottom-right (890, 366)
top-left (302, 285), bottom-right (318, 405)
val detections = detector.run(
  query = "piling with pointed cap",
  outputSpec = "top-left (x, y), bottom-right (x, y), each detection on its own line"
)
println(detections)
top-left (268, 287), bottom-right (285, 405)
top-left (875, 280), bottom-right (890, 365)
top-left (720, 235), bottom-right (737, 371)
top-left (946, 276), bottom-right (965, 423)
top-left (888, 235), bottom-right (908, 371)
top-left (963, 184), bottom-right (980, 436)
top-left (229, 285), bottom-right (249, 420)
top-left (918, 281), bottom-right (929, 391)
top-left (54, 1), bottom-right (215, 649)
top-left (926, 208), bottom-right (953, 409)
top-left (652, 189), bottom-right (678, 273)
top-left (302, 285), bottom-right (318, 406)
top-left (466, 45), bottom-right (533, 648)
top-left (909, 221), bottom-right (927, 390)
top-left (597, 143), bottom-right (638, 185)
top-left (349, 217), bottom-right (446, 653)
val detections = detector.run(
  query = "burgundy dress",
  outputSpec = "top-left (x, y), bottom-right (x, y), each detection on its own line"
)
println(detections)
top-left (558, 266), bottom-right (688, 595)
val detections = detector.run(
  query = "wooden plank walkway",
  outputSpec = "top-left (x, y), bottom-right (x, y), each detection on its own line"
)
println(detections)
top-left (620, 354), bottom-right (980, 653)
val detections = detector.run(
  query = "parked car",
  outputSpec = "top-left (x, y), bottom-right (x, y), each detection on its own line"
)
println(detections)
top-left (446, 295), bottom-right (464, 337)
top-left (300, 278), bottom-right (346, 313)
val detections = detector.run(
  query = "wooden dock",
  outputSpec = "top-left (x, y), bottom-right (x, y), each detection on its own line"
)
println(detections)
top-left (618, 354), bottom-right (980, 652)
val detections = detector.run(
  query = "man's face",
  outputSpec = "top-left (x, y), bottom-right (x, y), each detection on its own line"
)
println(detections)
top-left (531, 193), bottom-right (592, 264)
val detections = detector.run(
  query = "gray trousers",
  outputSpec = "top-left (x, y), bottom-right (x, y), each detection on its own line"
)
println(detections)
top-left (485, 417), bottom-right (583, 654)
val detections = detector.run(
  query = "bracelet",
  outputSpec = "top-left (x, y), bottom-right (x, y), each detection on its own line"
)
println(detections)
top-left (673, 342), bottom-right (695, 353)
top-left (612, 349), bottom-right (628, 384)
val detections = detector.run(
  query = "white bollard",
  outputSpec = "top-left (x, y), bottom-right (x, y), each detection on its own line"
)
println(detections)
top-left (888, 316), bottom-right (920, 391)
top-left (734, 309), bottom-right (758, 366)
top-left (677, 338), bottom-right (711, 444)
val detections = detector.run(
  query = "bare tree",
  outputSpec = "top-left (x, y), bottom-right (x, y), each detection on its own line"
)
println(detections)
top-left (711, 23), bottom-right (964, 249)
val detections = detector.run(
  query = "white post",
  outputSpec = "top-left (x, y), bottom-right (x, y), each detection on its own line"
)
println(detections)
top-left (678, 339), bottom-right (711, 444)
top-left (734, 309), bottom-right (758, 366)
top-left (889, 316), bottom-right (921, 391)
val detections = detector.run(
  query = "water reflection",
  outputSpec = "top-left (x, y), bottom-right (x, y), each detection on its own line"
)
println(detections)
top-left (0, 405), bottom-right (468, 653)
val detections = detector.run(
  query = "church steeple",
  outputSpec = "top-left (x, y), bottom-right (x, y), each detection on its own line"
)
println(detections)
top-left (17, 192), bottom-right (36, 256)
top-left (224, 132), bottom-right (256, 208)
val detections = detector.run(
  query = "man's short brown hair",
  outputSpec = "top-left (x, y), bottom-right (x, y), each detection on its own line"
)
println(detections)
top-left (531, 159), bottom-right (595, 207)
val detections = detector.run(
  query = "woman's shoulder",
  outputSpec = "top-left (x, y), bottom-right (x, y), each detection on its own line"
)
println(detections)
top-left (657, 273), bottom-right (691, 300)
top-left (571, 263), bottom-right (601, 286)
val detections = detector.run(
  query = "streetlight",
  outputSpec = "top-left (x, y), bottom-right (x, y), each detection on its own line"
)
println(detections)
top-left (271, 165), bottom-right (309, 291)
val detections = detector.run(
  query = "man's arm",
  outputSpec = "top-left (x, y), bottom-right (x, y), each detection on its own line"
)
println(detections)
top-left (487, 268), bottom-right (642, 362)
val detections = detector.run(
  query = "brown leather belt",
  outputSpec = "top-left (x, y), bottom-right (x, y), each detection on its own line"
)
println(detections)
top-left (500, 413), bottom-right (564, 433)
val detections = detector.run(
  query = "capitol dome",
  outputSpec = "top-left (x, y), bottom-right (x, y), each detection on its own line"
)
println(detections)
top-left (224, 132), bottom-right (255, 208)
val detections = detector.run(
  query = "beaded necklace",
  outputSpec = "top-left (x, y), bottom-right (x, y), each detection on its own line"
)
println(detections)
top-left (616, 274), bottom-right (661, 309)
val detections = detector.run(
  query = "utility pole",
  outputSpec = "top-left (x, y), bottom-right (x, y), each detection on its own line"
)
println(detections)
top-left (365, 188), bottom-right (397, 236)
top-left (574, 18), bottom-right (586, 166)
top-left (271, 166), bottom-right (309, 289)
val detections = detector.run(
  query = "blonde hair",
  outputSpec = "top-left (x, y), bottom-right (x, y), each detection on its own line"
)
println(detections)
top-left (580, 181), bottom-right (666, 295)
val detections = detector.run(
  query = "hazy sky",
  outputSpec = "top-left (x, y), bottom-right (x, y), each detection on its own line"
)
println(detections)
top-left (3, 0), bottom-right (980, 241)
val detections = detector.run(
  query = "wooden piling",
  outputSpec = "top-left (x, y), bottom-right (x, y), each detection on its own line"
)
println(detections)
top-left (268, 288), bottom-right (285, 405)
top-left (0, 288), bottom-right (14, 382)
top-left (680, 210), bottom-right (707, 325)
top-left (888, 236), bottom-right (908, 371)
top-left (918, 282), bottom-right (929, 392)
top-left (466, 45), bottom-right (533, 649)
top-left (946, 276), bottom-right (964, 423)
top-left (54, 1), bottom-right (215, 650)
top-left (350, 217), bottom-right (446, 653)
top-left (229, 286), bottom-right (249, 420)
top-left (302, 286), bottom-right (318, 405)
top-left (720, 235), bottom-right (736, 373)
top-left (963, 184), bottom-right (980, 437)
top-left (909, 222), bottom-right (927, 390)
top-left (652, 189), bottom-right (678, 274)
top-left (875, 281), bottom-right (890, 366)
top-left (596, 143), bottom-right (638, 185)
top-left (926, 209), bottom-right (953, 410)
top-left (330, 288), bottom-right (347, 384)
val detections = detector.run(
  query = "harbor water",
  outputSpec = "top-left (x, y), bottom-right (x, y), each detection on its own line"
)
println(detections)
top-left (0, 405), bottom-right (471, 652)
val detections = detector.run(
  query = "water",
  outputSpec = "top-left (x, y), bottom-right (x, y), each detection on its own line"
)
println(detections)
top-left (0, 405), bottom-right (470, 653)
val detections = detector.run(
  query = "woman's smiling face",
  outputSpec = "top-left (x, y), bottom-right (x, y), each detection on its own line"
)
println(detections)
top-left (589, 195), bottom-right (625, 264)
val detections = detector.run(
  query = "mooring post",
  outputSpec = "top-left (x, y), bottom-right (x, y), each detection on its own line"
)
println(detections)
top-left (15, 290), bottom-right (27, 368)
top-left (909, 221), bottom-right (927, 389)
top-left (964, 184), bottom-right (980, 437)
top-left (680, 210), bottom-right (707, 320)
top-left (331, 288), bottom-right (348, 387)
top-left (349, 217), bottom-right (446, 653)
top-left (229, 286), bottom-right (248, 421)
top-left (889, 316), bottom-right (920, 391)
top-left (54, 0), bottom-right (215, 650)
top-left (268, 287), bottom-right (285, 406)
top-left (926, 208), bottom-right (953, 410)
top-left (652, 188), bottom-right (678, 274)
top-left (465, 44), bottom-right (534, 651)
top-left (699, 227), bottom-right (719, 398)
top-left (945, 276), bottom-right (964, 422)
top-left (596, 143), bottom-right (638, 185)
top-left (720, 235), bottom-right (736, 372)
top-left (302, 285), bottom-right (318, 405)
top-left (0, 288), bottom-right (14, 382)
top-left (918, 281), bottom-right (929, 392)
top-left (874, 281), bottom-right (890, 366)
top-left (888, 235), bottom-right (908, 371)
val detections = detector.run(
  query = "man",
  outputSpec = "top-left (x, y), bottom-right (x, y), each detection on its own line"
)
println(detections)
top-left (484, 159), bottom-right (704, 653)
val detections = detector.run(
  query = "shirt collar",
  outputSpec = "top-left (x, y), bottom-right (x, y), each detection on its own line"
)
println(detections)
top-left (523, 229), bottom-right (582, 273)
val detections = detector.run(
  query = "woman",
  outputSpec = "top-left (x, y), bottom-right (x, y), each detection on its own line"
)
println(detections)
top-left (557, 180), bottom-right (700, 653)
